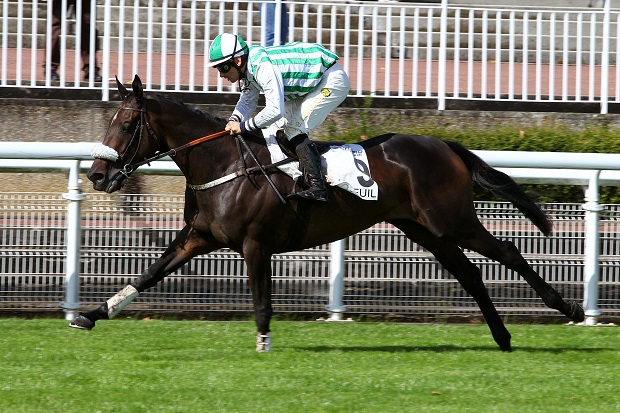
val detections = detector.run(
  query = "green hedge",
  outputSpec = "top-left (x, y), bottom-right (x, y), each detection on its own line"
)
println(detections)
top-left (328, 106), bottom-right (620, 203)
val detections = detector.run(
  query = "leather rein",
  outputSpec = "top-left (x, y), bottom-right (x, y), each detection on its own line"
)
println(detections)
top-left (112, 100), bottom-right (289, 203)
top-left (115, 102), bottom-right (230, 178)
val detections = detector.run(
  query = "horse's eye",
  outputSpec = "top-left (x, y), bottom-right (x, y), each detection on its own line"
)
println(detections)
top-left (121, 121), bottom-right (132, 133)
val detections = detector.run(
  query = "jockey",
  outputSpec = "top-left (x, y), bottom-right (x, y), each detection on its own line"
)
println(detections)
top-left (207, 33), bottom-right (351, 202)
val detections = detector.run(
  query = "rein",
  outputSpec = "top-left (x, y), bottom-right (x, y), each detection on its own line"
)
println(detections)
top-left (98, 101), bottom-right (232, 186)
top-left (104, 99), bottom-right (289, 203)
top-left (121, 129), bottom-right (230, 176)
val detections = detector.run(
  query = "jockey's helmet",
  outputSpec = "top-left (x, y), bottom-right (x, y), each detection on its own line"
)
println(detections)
top-left (208, 34), bottom-right (249, 67)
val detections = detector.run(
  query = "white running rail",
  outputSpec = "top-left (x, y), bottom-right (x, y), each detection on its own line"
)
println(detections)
top-left (0, 141), bottom-right (618, 324)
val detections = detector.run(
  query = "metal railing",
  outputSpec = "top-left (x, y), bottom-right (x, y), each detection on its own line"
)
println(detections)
top-left (0, 142), bottom-right (619, 322)
top-left (2, 191), bottom-right (620, 320)
top-left (1, 0), bottom-right (618, 112)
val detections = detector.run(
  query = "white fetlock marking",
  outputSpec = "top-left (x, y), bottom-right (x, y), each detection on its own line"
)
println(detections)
top-left (256, 332), bottom-right (272, 352)
top-left (106, 285), bottom-right (139, 318)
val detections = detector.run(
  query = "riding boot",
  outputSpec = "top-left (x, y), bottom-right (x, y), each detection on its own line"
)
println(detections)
top-left (289, 134), bottom-right (329, 202)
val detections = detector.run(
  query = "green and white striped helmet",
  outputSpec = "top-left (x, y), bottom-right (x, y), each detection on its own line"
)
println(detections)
top-left (207, 33), bottom-right (249, 67)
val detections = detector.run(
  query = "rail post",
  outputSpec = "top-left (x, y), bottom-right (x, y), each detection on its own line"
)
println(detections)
top-left (437, 0), bottom-right (449, 110)
top-left (600, 0), bottom-right (610, 114)
top-left (325, 239), bottom-right (348, 320)
top-left (101, 0), bottom-right (112, 101)
top-left (582, 170), bottom-right (603, 325)
top-left (61, 160), bottom-right (85, 320)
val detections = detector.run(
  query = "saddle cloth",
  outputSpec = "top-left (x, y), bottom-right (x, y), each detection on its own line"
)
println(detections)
top-left (264, 134), bottom-right (379, 201)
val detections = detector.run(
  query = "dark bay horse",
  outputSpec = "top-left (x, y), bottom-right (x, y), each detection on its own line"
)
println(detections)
top-left (71, 75), bottom-right (584, 351)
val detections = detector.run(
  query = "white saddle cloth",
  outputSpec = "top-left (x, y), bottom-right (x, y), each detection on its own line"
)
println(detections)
top-left (264, 134), bottom-right (379, 201)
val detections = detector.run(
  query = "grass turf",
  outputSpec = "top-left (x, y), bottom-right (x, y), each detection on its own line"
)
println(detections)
top-left (0, 318), bottom-right (618, 413)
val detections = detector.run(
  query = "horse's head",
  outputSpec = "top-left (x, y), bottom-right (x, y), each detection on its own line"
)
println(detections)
top-left (87, 75), bottom-right (162, 193)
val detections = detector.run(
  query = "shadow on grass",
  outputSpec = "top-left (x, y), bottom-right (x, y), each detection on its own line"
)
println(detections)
top-left (291, 345), bottom-right (611, 353)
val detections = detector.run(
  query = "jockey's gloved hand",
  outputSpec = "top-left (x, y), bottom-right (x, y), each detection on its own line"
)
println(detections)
top-left (225, 121), bottom-right (241, 135)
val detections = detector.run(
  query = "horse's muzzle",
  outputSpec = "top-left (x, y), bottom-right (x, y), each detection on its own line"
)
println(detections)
top-left (104, 171), bottom-right (126, 193)
top-left (87, 160), bottom-right (126, 193)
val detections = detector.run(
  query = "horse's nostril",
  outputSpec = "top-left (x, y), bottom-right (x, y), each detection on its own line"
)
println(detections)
top-left (87, 172), bottom-right (104, 183)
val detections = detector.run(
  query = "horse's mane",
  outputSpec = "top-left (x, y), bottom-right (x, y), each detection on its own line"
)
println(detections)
top-left (150, 92), bottom-right (228, 128)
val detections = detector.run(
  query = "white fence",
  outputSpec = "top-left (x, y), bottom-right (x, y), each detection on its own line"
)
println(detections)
top-left (1, 0), bottom-right (619, 112)
top-left (0, 142), bottom-right (619, 324)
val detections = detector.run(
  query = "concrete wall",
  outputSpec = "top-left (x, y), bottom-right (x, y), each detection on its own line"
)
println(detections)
top-left (4, 96), bottom-right (620, 144)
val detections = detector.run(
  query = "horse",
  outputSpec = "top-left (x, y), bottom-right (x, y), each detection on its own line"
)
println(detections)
top-left (71, 75), bottom-right (585, 352)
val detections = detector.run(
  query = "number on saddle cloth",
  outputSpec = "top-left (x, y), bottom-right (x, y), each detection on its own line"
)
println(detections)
top-left (270, 131), bottom-right (377, 200)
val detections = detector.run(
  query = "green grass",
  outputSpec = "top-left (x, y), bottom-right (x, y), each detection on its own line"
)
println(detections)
top-left (0, 318), bottom-right (618, 412)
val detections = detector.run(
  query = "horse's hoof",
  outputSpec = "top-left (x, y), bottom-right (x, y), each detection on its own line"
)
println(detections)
top-left (500, 343), bottom-right (513, 352)
top-left (69, 315), bottom-right (95, 330)
top-left (256, 332), bottom-right (272, 352)
top-left (568, 301), bottom-right (585, 322)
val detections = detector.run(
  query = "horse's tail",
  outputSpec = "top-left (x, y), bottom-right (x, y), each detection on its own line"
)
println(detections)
top-left (445, 140), bottom-right (552, 236)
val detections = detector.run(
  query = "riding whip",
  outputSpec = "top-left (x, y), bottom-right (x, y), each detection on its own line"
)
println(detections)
top-left (235, 134), bottom-right (287, 204)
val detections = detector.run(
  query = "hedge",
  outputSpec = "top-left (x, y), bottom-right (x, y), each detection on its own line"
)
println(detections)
top-left (329, 107), bottom-right (620, 203)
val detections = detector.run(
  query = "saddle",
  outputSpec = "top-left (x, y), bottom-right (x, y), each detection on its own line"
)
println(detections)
top-left (274, 130), bottom-right (343, 159)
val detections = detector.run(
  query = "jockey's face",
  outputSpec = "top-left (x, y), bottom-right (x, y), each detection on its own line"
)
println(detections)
top-left (215, 56), bottom-right (244, 83)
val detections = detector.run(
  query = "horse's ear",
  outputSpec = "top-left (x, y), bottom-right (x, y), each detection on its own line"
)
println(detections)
top-left (116, 76), bottom-right (129, 100)
top-left (132, 74), bottom-right (144, 102)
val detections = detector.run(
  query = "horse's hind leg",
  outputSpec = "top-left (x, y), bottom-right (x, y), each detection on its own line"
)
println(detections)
top-left (390, 220), bottom-right (513, 351)
top-left (70, 224), bottom-right (218, 330)
top-left (456, 222), bottom-right (585, 323)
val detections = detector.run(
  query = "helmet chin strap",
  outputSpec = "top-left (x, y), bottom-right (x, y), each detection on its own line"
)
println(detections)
top-left (235, 59), bottom-right (248, 91)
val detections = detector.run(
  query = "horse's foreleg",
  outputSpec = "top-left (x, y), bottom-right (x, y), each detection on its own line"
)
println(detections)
top-left (243, 240), bottom-right (273, 352)
top-left (70, 225), bottom-right (217, 330)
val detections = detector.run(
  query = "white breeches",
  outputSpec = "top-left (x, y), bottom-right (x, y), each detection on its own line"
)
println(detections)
top-left (264, 62), bottom-right (350, 140)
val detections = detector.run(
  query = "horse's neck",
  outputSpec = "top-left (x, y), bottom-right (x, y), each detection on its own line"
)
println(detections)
top-left (152, 100), bottom-right (272, 181)
top-left (154, 104), bottom-right (224, 153)
top-left (160, 122), bottom-right (239, 180)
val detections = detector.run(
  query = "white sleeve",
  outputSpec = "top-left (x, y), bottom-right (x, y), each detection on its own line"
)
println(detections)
top-left (229, 82), bottom-right (260, 123)
top-left (241, 62), bottom-right (285, 132)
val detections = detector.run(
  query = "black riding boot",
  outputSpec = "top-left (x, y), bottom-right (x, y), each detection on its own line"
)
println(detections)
top-left (289, 134), bottom-right (329, 202)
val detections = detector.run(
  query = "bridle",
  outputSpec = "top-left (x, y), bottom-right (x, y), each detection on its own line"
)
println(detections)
top-left (93, 96), bottom-right (286, 203)
top-left (93, 98), bottom-right (229, 182)
top-left (115, 100), bottom-right (161, 177)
